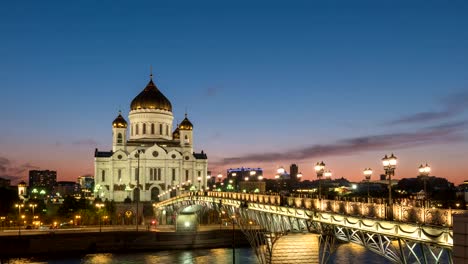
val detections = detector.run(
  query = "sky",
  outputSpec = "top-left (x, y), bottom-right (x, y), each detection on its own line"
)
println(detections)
top-left (1, 1), bottom-right (468, 185)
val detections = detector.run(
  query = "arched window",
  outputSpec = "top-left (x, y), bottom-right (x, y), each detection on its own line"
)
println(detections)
top-left (166, 125), bottom-right (169, 135)
top-left (118, 169), bottom-right (122, 182)
top-left (136, 124), bottom-right (139, 135)
top-left (159, 124), bottom-right (163, 134)
top-left (151, 124), bottom-right (155, 134)
top-left (143, 123), bottom-right (146, 134)
top-left (117, 133), bottom-right (123, 144)
top-left (101, 170), bottom-right (106, 181)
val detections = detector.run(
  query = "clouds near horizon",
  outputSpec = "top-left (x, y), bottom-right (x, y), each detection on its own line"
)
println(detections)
top-left (389, 90), bottom-right (468, 125)
top-left (0, 157), bottom-right (39, 182)
top-left (217, 121), bottom-right (468, 166)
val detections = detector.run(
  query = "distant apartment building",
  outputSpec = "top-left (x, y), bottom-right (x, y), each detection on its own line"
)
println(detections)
top-left (77, 175), bottom-right (94, 198)
top-left (227, 167), bottom-right (263, 181)
top-left (29, 170), bottom-right (57, 196)
top-left (227, 167), bottom-right (265, 192)
top-left (55, 181), bottom-right (81, 197)
top-left (290, 164), bottom-right (299, 181)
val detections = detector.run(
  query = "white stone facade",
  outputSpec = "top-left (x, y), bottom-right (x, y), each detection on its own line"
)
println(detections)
top-left (94, 77), bottom-right (208, 202)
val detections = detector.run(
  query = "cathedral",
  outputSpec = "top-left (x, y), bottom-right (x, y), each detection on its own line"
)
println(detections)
top-left (94, 74), bottom-right (208, 202)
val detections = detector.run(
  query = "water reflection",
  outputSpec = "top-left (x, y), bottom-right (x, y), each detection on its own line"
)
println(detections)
top-left (330, 243), bottom-right (391, 264)
top-left (6, 244), bottom-right (390, 264)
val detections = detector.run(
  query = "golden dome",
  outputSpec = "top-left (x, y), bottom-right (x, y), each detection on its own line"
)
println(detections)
top-left (130, 78), bottom-right (172, 111)
top-left (172, 124), bottom-right (180, 139)
top-left (179, 114), bottom-right (193, 130)
top-left (112, 112), bottom-right (127, 128)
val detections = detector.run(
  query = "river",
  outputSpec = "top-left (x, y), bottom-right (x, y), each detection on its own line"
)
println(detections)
top-left (4, 244), bottom-right (391, 264)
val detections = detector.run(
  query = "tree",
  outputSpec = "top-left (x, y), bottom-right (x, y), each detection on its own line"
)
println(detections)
top-left (57, 195), bottom-right (79, 219)
top-left (0, 187), bottom-right (19, 215)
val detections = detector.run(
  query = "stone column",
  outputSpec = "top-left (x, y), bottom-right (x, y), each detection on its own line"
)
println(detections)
top-left (453, 213), bottom-right (468, 263)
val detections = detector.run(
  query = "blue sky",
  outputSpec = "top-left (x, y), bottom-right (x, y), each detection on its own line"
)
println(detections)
top-left (1, 1), bottom-right (467, 184)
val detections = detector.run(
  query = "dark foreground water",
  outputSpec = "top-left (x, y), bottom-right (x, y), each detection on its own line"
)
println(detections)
top-left (4, 244), bottom-right (390, 264)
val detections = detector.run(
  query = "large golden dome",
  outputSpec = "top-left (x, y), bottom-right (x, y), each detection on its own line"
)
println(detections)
top-left (112, 112), bottom-right (127, 128)
top-left (130, 78), bottom-right (172, 111)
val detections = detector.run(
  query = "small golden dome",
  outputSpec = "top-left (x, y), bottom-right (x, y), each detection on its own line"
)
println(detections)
top-left (173, 124), bottom-right (180, 139)
top-left (112, 112), bottom-right (127, 128)
top-left (130, 78), bottom-right (172, 111)
top-left (179, 114), bottom-right (193, 130)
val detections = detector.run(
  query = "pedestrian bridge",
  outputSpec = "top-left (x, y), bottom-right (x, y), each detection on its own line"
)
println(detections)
top-left (154, 192), bottom-right (460, 264)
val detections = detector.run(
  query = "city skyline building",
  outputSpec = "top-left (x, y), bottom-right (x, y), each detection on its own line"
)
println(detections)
top-left (28, 170), bottom-right (57, 196)
top-left (290, 164), bottom-right (299, 181)
top-left (94, 74), bottom-right (208, 202)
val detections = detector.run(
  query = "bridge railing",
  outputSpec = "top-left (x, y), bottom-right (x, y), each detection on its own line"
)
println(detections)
top-left (162, 191), bottom-right (463, 227)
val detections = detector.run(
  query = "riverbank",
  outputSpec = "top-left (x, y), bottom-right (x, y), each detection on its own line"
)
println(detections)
top-left (0, 226), bottom-right (249, 258)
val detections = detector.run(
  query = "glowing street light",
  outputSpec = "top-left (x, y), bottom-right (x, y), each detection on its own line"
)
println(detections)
top-left (95, 203), bottom-right (105, 232)
top-left (297, 172), bottom-right (303, 180)
top-left (314, 161), bottom-right (325, 199)
top-left (419, 163), bottom-right (431, 208)
top-left (29, 203), bottom-right (37, 224)
top-left (382, 153), bottom-right (397, 220)
top-left (363, 168), bottom-right (373, 202)
top-left (15, 203), bottom-right (24, 236)
top-left (75, 215), bottom-right (81, 226)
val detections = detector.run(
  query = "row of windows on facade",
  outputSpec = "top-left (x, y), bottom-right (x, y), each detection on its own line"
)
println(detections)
top-left (100, 169), bottom-right (203, 182)
top-left (131, 123), bottom-right (170, 137)
top-left (116, 133), bottom-right (189, 144)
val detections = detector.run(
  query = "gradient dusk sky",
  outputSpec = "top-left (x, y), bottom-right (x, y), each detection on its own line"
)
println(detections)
top-left (1, 1), bottom-right (467, 185)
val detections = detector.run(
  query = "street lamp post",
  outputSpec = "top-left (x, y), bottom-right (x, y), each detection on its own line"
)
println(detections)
top-left (95, 203), bottom-right (104, 232)
top-left (29, 203), bottom-right (37, 226)
top-left (363, 168), bottom-right (373, 203)
top-left (136, 149), bottom-right (143, 231)
top-left (0, 216), bottom-right (5, 231)
top-left (75, 215), bottom-right (81, 226)
top-left (382, 154), bottom-right (397, 221)
top-left (314, 161), bottom-right (325, 200)
top-left (15, 203), bottom-right (24, 236)
top-left (418, 163), bottom-right (431, 208)
top-left (232, 215), bottom-right (236, 264)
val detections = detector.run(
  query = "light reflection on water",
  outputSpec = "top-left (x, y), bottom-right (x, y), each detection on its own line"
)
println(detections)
top-left (5, 244), bottom-right (390, 264)
top-left (330, 243), bottom-right (392, 264)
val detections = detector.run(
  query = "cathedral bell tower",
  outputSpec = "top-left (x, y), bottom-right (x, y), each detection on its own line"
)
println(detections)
top-left (179, 113), bottom-right (193, 150)
top-left (112, 111), bottom-right (127, 152)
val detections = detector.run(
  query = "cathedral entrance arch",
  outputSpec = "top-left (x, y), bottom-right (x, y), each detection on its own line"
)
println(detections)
top-left (133, 188), bottom-right (140, 202)
top-left (151, 187), bottom-right (160, 202)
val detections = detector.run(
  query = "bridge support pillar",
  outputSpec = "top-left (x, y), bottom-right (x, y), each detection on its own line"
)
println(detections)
top-left (453, 214), bottom-right (468, 263)
top-left (268, 233), bottom-right (319, 264)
